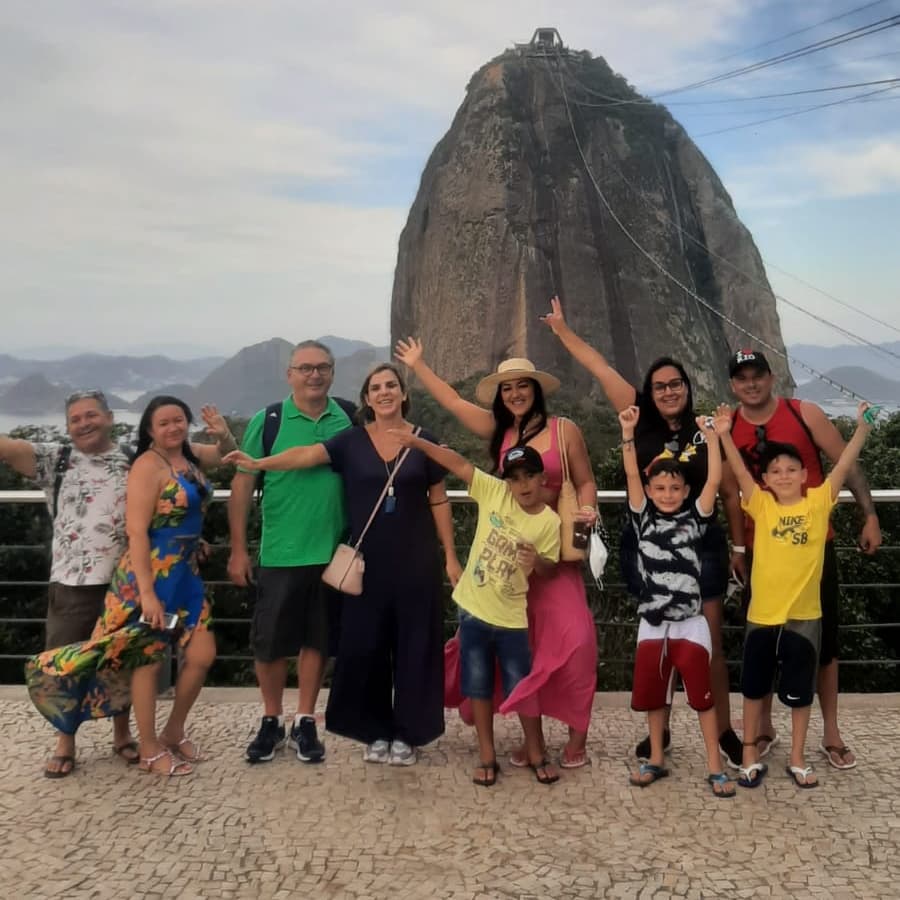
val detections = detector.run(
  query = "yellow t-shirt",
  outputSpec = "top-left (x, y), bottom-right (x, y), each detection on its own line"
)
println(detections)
top-left (743, 482), bottom-right (836, 624)
top-left (452, 468), bottom-right (561, 629)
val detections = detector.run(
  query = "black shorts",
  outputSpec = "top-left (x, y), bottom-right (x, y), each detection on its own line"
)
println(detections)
top-left (741, 619), bottom-right (821, 707)
top-left (45, 582), bottom-right (108, 649)
top-left (251, 566), bottom-right (334, 662)
top-left (745, 539), bottom-right (840, 666)
top-left (620, 520), bottom-right (728, 602)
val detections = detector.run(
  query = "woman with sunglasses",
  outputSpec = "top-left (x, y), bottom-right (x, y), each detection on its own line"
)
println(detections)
top-left (394, 339), bottom-right (598, 774)
top-left (27, 395), bottom-right (237, 777)
top-left (541, 297), bottom-right (744, 769)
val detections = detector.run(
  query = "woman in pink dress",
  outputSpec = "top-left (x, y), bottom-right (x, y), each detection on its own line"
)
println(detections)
top-left (395, 340), bottom-right (598, 770)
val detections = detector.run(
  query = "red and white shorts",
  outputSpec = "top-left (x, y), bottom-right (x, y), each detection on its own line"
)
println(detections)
top-left (631, 615), bottom-right (713, 712)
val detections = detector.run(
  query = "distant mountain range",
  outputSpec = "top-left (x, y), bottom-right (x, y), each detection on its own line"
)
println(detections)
top-left (0, 336), bottom-right (390, 417)
top-left (2, 337), bottom-right (895, 418)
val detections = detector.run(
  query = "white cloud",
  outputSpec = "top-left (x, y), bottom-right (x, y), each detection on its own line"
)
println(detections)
top-left (2, 0), bottom-right (891, 354)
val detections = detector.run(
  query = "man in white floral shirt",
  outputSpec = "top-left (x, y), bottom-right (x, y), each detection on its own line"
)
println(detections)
top-left (0, 389), bottom-right (136, 776)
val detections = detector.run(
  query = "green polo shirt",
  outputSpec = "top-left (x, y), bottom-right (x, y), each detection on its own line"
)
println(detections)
top-left (241, 396), bottom-right (352, 567)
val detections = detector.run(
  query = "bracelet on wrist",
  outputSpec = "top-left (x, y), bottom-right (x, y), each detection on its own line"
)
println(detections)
top-left (621, 437), bottom-right (635, 446)
top-left (732, 545), bottom-right (746, 554)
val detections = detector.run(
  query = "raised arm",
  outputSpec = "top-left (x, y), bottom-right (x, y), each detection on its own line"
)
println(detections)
top-left (0, 435), bottom-right (37, 479)
top-left (541, 297), bottom-right (637, 412)
top-left (712, 404), bottom-right (757, 503)
top-left (223, 444), bottom-right (330, 472)
top-left (695, 416), bottom-right (721, 516)
top-left (718, 459), bottom-right (747, 579)
top-left (800, 400), bottom-right (881, 552)
top-left (190, 404), bottom-right (239, 469)
top-left (826, 402), bottom-right (873, 499)
top-left (389, 429), bottom-right (475, 486)
top-left (395, 337), bottom-right (495, 439)
top-left (618, 406), bottom-right (645, 510)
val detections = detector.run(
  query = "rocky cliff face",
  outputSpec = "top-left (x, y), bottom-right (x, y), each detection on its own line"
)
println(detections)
top-left (390, 48), bottom-right (791, 401)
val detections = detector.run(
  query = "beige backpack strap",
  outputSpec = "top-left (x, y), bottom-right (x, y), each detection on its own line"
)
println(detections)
top-left (557, 416), bottom-right (571, 483)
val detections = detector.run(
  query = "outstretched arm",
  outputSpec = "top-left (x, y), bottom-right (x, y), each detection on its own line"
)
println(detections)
top-left (800, 400), bottom-right (881, 553)
top-left (541, 297), bottom-right (637, 412)
top-left (389, 429), bottom-right (475, 486)
top-left (695, 416), bottom-right (721, 516)
top-left (395, 337), bottom-right (494, 438)
top-left (223, 444), bottom-right (329, 472)
top-left (712, 404), bottom-right (757, 504)
top-left (618, 406), bottom-right (645, 510)
top-left (0, 435), bottom-right (37, 479)
top-left (826, 402), bottom-right (873, 499)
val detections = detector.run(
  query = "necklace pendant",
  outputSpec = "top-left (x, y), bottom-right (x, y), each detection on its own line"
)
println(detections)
top-left (384, 493), bottom-right (396, 514)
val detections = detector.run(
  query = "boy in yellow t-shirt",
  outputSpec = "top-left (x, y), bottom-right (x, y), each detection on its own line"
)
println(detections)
top-left (715, 402), bottom-right (873, 790)
top-left (390, 430), bottom-right (561, 788)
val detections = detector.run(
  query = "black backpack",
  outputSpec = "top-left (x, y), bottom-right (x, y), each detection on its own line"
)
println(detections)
top-left (255, 397), bottom-right (357, 502)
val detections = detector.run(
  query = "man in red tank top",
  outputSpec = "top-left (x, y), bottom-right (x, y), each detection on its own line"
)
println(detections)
top-left (723, 349), bottom-right (881, 772)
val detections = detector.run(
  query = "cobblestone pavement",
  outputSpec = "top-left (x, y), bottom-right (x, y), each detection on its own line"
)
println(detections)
top-left (2, 688), bottom-right (898, 899)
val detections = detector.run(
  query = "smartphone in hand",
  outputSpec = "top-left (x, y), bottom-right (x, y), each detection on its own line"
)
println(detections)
top-left (139, 611), bottom-right (179, 630)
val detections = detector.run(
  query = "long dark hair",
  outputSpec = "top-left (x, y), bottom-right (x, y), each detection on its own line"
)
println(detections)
top-left (638, 357), bottom-right (696, 433)
top-left (136, 395), bottom-right (201, 465)
top-left (358, 363), bottom-right (411, 423)
top-left (488, 378), bottom-right (549, 472)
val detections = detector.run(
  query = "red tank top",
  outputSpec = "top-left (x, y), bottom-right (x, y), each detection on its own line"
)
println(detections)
top-left (731, 397), bottom-right (831, 545)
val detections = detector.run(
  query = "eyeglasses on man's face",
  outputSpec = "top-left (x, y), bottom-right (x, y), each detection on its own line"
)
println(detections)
top-left (289, 363), bottom-right (334, 377)
top-left (651, 377), bottom-right (685, 394)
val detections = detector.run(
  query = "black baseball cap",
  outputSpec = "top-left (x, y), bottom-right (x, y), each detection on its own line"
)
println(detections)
top-left (500, 445), bottom-right (544, 477)
top-left (729, 349), bottom-right (772, 377)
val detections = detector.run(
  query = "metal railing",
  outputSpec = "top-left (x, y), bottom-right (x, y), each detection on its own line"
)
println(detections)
top-left (1, 490), bottom-right (898, 686)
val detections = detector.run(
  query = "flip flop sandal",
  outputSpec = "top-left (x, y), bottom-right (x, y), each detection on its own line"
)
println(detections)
top-left (113, 741), bottom-right (140, 765)
top-left (819, 743), bottom-right (857, 770)
top-left (166, 737), bottom-right (207, 763)
top-left (786, 765), bottom-right (818, 789)
top-left (560, 749), bottom-right (588, 769)
top-left (472, 760), bottom-right (500, 787)
top-left (44, 754), bottom-right (76, 779)
top-left (140, 749), bottom-right (193, 777)
top-left (629, 763), bottom-right (669, 788)
top-left (737, 762), bottom-right (768, 788)
top-left (530, 758), bottom-right (560, 785)
top-left (707, 772), bottom-right (737, 798)
top-left (508, 750), bottom-right (529, 768)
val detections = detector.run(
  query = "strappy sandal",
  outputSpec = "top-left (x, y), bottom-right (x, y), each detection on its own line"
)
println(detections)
top-left (140, 748), bottom-right (193, 777)
top-left (165, 736), bottom-right (207, 763)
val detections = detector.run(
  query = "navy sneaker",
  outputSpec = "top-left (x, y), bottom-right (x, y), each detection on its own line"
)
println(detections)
top-left (245, 716), bottom-right (286, 764)
top-left (289, 716), bottom-right (325, 764)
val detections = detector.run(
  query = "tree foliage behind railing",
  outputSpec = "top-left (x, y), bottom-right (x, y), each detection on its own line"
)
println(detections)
top-left (0, 395), bottom-right (896, 689)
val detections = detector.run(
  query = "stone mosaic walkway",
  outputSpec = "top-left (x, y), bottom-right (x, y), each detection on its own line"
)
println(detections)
top-left (2, 688), bottom-right (898, 899)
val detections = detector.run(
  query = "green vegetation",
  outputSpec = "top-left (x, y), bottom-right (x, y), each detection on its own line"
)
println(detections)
top-left (1, 398), bottom-right (896, 690)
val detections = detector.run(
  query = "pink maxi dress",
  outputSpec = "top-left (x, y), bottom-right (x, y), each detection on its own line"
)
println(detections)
top-left (444, 417), bottom-right (598, 732)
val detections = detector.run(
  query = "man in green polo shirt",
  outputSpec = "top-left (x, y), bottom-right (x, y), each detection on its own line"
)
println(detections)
top-left (228, 340), bottom-right (353, 764)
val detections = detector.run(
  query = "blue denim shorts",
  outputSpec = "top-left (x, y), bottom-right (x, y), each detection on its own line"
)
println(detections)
top-left (458, 610), bottom-right (532, 700)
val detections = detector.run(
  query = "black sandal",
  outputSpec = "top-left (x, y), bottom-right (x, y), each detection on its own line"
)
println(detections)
top-left (472, 760), bottom-right (500, 787)
top-left (529, 758), bottom-right (559, 785)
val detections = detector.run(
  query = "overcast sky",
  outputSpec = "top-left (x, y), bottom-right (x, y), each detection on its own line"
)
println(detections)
top-left (2, 0), bottom-right (898, 360)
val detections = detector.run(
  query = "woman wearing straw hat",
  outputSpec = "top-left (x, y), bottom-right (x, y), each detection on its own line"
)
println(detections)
top-left (540, 296), bottom-right (744, 770)
top-left (394, 340), bottom-right (599, 772)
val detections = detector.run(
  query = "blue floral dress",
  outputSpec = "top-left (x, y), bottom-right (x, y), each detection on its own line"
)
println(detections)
top-left (25, 467), bottom-right (213, 735)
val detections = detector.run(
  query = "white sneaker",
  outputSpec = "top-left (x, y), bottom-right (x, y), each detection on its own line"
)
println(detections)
top-left (363, 740), bottom-right (390, 763)
top-left (388, 740), bottom-right (417, 766)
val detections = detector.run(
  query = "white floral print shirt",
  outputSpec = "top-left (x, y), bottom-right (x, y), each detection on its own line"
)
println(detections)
top-left (32, 443), bottom-right (130, 586)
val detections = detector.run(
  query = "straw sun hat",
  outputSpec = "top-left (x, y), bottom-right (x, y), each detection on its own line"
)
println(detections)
top-left (474, 358), bottom-right (561, 405)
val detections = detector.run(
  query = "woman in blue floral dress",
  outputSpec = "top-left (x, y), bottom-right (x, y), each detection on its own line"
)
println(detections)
top-left (26, 396), bottom-right (238, 777)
